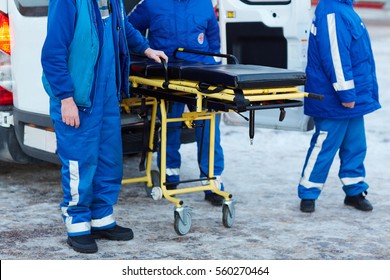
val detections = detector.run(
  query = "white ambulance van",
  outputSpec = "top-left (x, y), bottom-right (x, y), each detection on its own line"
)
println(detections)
top-left (0, 0), bottom-right (312, 164)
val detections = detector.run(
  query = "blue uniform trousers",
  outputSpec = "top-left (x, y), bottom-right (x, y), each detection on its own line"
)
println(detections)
top-left (50, 16), bottom-right (122, 236)
top-left (298, 117), bottom-right (369, 200)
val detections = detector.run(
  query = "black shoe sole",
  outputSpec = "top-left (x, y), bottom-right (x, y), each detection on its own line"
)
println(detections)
top-left (300, 207), bottom-right (315, 213)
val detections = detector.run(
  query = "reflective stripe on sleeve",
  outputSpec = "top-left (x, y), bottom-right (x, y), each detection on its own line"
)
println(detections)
top-left (327, 13), bottom-right (355, 91)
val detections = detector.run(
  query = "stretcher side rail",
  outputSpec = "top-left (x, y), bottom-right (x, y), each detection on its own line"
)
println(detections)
top-left (130, 83), bottom-right (304, 112)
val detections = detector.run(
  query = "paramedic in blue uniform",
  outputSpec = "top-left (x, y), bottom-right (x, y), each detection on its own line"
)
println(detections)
top-left (41, 0), bottom-right (167, 253)
top-left (128, 0), bottom-right (226, 206)
top-left (297, 0), bottom-right (381, 213)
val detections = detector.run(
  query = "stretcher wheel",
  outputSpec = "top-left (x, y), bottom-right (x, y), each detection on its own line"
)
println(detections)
top-left (145, 170), bottom-right (161, 198)
top-left (150, 187), bottom-right (163, 200)
top-left (174, 207), bottom-right (192, 235)
top-left (222, 202), bottom-right (235, 228)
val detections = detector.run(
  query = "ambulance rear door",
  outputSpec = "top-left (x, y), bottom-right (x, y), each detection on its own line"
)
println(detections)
top-left (218, 0), bottom-right (314, 131)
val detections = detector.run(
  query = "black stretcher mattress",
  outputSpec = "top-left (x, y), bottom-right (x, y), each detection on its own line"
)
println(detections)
top-left (130, 58), bottom-right (306, 89)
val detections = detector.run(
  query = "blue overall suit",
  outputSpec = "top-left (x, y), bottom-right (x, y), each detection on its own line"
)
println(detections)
top-left (41, 0), bottom-right (150, 236)
top-left (298, 0), bottom-right (381, 201)
top-left (128, 0), bottom-right (225, 192)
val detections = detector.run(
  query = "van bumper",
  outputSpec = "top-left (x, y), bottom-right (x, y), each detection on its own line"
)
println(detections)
top-left (0, 124), bottom-right (37, 163)
top-left (12, 107), bottom-right (60, 164)
top-left (11, 107), bottom-right (160, 164)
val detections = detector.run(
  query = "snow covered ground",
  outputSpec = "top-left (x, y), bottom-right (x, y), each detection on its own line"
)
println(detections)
top-left (1, 6), bottom-right (390, 280)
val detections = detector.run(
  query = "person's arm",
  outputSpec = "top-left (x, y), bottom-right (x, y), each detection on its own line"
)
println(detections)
top-left (41, 0), bottom-right (77, 101)
top-left (318, 12), bottom-right (356, 104)
top-left (205, 3), bottom-right (221, 55)
top-left (125, 0), bottom-right (150, 53)
top-left (41, 0), bottom-right (79, 127)
top-left (127, 1), bottom-right (150, 33)
top-left (124, 3), bottom-right (167, 63)
top-left (124, 20), bottom-right (150, 54)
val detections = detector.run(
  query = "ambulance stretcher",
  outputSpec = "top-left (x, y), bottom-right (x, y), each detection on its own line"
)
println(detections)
top-left (121, 50), bottom-right (323, 235)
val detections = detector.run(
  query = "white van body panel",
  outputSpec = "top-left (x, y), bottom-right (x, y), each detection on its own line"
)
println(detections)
top-left (8, 1), bottom-right (49, 115)
top-left (0, 1), bottom-right (7, 11)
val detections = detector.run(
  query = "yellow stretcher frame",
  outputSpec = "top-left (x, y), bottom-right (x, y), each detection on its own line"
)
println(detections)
top-left (120, 72), bottom-right (315, 235)
top-left (121, 96), bottom-right (231, 207)
top-left (120, 97), bottom-right (158, 188)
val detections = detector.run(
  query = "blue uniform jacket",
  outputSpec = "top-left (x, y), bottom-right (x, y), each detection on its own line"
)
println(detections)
top-left (41, 0), bottom-right (150, 107)
top-left (128, 0), bottom-right (220, 64)
top-left (304, 0), bottom-right (381, 119)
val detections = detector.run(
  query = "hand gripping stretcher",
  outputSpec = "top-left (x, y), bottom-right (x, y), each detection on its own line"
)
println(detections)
top-left (121, 49), bottom-right (323, 235)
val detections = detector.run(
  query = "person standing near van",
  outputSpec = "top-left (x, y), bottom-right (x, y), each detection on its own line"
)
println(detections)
top-left (128, 0), bottom-right (226, 206)
top-left (41, 0), bottom-right (167, 253)
top-left (297, 0), bottom-right (381, 213)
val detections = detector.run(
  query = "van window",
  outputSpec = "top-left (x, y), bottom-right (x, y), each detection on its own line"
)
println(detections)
top-left (14, 0), bottom-right (138, 16)
top-left (15, 0), bottom-right (48, 17)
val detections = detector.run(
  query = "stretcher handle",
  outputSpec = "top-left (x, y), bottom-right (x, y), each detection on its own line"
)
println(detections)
top-left (306, 92), bottom-right (324, 100)
top-left (173, 48), bottom-right (240, 64)
top-left (161, 58), bottom-right (169, 88)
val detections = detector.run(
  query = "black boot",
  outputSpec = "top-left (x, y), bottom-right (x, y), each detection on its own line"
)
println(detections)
top-left (300, 199), bottom-right (315, 213)
top-left (67, 234), bottom-right (98, 254)
top-left (91, 225), bottom-right (134, 241)
top-left (344, 192), bottom-right (373, 211)
top-left (205, 193), bottom-right (224, 206)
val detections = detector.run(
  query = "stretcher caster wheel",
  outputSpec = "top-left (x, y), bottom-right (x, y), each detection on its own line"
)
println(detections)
top-left (174, 206), bottom-right (192, 235)
top-left (145, 170), bottom-right (161, 198)
top-left (222, 200), bottom-right (235, 228)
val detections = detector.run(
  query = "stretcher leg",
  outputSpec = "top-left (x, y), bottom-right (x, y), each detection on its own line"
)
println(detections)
top-left (157, 99), bottom-right (234, 235)
top-left (121, 97), bottom-right (162, 200)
